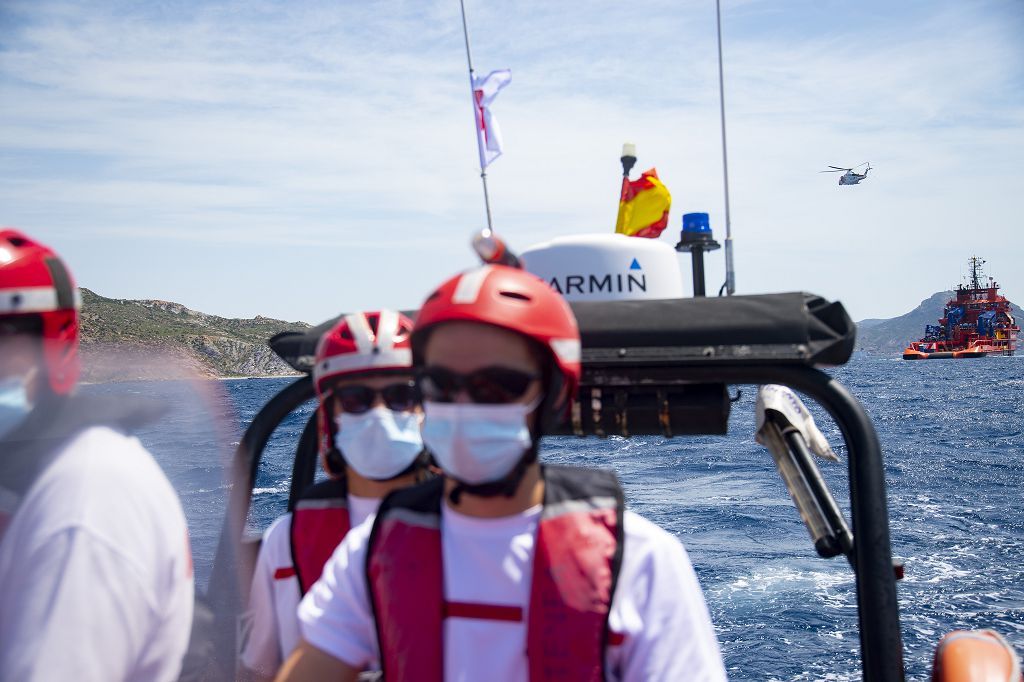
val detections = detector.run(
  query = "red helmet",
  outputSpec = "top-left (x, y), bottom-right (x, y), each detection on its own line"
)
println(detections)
top-left (313, 310), bottom-right (415, 394)
top-left (412, 265), bottom-right (581, 401)
top-left (313, 310), bottom-right (415, 468)
top-left (0, 229), bottom-right (80, 395)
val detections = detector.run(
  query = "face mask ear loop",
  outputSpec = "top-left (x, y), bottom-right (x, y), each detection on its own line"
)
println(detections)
top-left (498, 439), bottom-right (540, 498)
top-left (502, 387), bottom-right (551, 498)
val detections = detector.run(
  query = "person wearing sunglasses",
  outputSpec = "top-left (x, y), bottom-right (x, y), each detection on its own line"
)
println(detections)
top-left (241, 310), bottom-right (429, 680)
top-left (279, 266), bottom-right (726, 681)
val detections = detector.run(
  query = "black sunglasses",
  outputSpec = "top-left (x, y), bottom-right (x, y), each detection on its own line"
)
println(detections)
top-left (417, 366), bottom-right (539, 404)
top-left (333, 381), bottom-right (419, 415)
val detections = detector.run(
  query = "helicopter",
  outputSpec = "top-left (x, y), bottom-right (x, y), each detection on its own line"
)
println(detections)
top-left (821, 162), bottom-right (872, 185)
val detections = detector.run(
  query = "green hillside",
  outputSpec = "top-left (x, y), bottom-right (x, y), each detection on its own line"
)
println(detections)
top-left (78, 288), bottom-right (310, 381)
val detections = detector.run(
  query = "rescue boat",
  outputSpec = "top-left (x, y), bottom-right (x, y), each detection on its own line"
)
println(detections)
top-left (902, 257), bottom-right (1019, 360)
top-left (193, 234), bottom-right (1022, 682)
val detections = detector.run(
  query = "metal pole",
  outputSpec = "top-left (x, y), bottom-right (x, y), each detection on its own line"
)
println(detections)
top-left (716, 0), bottom-right (735, 295)
top-left (691, 249), bottom-right (706, 297)
top-left (459, 0), bottom-right (494, 232)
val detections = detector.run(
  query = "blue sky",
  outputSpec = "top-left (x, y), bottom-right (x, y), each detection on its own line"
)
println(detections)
top-left (2, 0), bottom-right (1022, 324)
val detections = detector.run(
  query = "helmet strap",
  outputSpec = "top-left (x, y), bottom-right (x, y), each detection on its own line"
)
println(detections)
top-left (323, 445), bottom-right (347, 477)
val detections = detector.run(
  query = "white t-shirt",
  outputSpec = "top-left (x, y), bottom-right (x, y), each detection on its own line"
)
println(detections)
top-left (0, 425), bottom-right (195, 682)
top-left (240, 493), bottom-right (379, 676)
top-left (299, 499), bottom-right (727, 682)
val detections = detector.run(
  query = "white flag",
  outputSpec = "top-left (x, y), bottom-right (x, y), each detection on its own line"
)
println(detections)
top-left (472, 69), bottom-right (511, 168)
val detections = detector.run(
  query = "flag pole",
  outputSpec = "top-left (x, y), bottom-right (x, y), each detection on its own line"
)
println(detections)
top-left (716, 0), bottom-right (735, 295)
top-left (616, 142), bottom-right (637, 233)
top-left (459, 0), bottom-right (494, 233)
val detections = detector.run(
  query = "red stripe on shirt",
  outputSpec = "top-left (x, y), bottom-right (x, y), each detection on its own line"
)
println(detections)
top-left (273, 566), bottom-right (296, 580)
top-left (608, 631), bottom-right (626, 646)
top-left (444, 601), bottom-right (523, 622)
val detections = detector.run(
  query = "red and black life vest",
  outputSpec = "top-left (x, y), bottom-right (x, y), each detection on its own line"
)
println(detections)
top-left (366, 464), bottom-right (625, 682)
top-left (289, 478), bottom-right (351, 595)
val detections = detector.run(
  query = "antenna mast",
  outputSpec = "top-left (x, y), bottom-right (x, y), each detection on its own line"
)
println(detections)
top-left (459, 0), bottom-right (494, 233)
top-left (715, 0), bottom-right (735, 295)
top-left (969, 256), bottom-right (985, 290)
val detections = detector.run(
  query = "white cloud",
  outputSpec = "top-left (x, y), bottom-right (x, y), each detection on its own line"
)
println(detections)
top-left (1, 0), bottom-right (1021, 323)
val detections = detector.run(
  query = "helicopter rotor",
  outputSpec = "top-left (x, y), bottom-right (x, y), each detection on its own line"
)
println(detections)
top-left (822, 163), bottom-right (871, 174)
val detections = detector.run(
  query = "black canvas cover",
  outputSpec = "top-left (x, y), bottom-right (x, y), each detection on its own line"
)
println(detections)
top-left (269, 316), bottom-right (344, 374)
top-left (269, 292), bottom-right (854, 373)
top-left (574, 292), bottom-right (854, 367)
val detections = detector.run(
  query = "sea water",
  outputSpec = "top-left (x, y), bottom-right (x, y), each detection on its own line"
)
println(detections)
top-left (83, 354), bottom-right (1024, 681)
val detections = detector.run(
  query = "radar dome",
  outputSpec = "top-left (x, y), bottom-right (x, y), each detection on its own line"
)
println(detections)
top-left (520, 233), bottom-right (684, 302)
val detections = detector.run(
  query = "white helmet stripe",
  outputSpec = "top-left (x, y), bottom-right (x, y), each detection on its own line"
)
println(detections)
top-left (452, 265), bottom-right (493, 304)
top-left (0, 286), bottom-right (61, 314)
top-left (376, 309), bottom-right (399, 352)
top-left (317, 348), bottom-right (412, 377)
top-left (550, 338), bottom-right (581, 364)
top-left (344, 313), bottom-right (375, 354)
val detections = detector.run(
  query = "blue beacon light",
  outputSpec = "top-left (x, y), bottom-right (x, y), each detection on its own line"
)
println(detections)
top-left (675, 212), bottom-right (720, 297)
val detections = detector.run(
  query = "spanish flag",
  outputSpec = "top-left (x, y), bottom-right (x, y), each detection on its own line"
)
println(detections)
top-left (614, 169), bottom-right (671, 239)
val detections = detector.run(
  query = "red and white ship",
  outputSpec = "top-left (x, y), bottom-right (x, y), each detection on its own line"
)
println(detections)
top-left (903, 257), bottom-right (1018, 360)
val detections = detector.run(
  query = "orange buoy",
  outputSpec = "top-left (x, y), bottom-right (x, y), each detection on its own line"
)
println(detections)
top-left (932, 630), bottom-right (1023, 682)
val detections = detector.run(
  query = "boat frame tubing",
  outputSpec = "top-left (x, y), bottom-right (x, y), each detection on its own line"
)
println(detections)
top-left (675, 364), bottom-right (904, 681)
top-left (781, 426), bottom-right (855, 561)
top-left (215, 366), bottom-right (904, 681)
top-left (208, 375), bottom-right (316, 668)
top-left (289, 412), bottom-right (320, 511)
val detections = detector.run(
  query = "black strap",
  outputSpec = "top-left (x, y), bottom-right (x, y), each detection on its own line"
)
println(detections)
top-left (540, 463), bottom-right (623, 505)
top-left (293, 476), bottom-right (348, 502)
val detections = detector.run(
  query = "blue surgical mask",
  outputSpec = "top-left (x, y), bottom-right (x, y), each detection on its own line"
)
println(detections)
top-left (0, 376), bottom-right (33, 440)
top-left (420, 399), bottom-right (538, 485)
top-left (334, 407), bottom-right (423, 480)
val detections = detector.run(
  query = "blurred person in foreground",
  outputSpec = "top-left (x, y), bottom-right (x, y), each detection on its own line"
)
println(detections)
top-left (277, 265), bottom-right (727, 681)
top-left (0, 229), bottom-right (194, 681)
top-left (240, 311), bottom-right (431, 679)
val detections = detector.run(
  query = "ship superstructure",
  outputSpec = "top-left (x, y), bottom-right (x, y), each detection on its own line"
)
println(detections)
top-left (903, 257), bottom-right (1018, 359)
